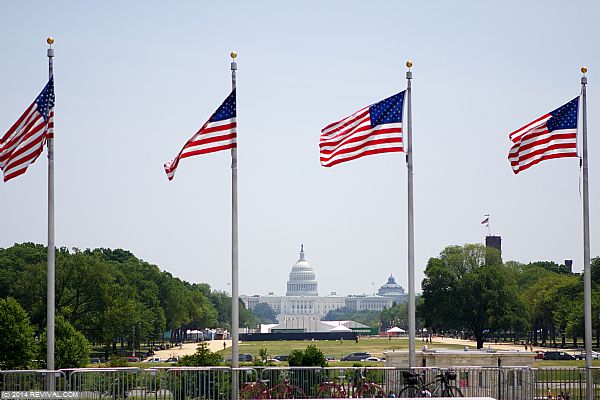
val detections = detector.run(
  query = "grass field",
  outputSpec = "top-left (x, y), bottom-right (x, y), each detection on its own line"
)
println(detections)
top-left (90, 338), bottom-right (600, 368)
top-left (218, 337), bottom-right (467, 361)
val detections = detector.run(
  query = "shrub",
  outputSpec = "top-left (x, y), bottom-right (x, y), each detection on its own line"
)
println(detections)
top-left (288, 344), bottom-right (327, 367)
top-left (38, 315), bottom-right (90, 369)
top-left (108, 357), bottom-right (129, 367)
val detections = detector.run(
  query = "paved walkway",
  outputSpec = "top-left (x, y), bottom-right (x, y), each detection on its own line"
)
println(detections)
top-left (431, 336), bottom-right (572, 352)
top-left (152, 340), bottom-right (231, 360)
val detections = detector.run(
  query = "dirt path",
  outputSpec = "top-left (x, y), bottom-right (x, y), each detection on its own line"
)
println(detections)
top-left (151, 340), bottom-right (231, 360)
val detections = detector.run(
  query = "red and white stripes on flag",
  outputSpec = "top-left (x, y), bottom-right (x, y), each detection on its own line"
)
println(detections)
top-left (508, 97), bottom-right (579, 174)
top-left (320, 91), bottom-right (405, 167)
top-left (0, 77), bottom-right (55, 182)
top-left (164, 90), bottom-right (236, 180)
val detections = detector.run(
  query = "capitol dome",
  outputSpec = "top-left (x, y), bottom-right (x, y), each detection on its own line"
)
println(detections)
top-left (377, 274), bottom-right (405, 296)
top-left (286, 245), bottom-right (318, 296)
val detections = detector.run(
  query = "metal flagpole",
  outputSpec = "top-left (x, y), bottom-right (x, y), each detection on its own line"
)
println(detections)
top-left (406, 60), bottom-right (416, 367)
top-left (46, 37), bottom-right (56, 374)
top-left (230, 51), bottom-right (240, 399)
top-left (580, 66), bottom-right (592, 400)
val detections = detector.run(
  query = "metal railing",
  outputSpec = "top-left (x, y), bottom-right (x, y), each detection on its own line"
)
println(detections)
top-left (2, 366), bottom-right (599, 399)
top-left (0, 369), bottom-right (66, 392)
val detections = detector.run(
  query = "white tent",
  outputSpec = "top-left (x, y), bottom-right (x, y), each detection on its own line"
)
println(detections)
top-left (386, 326), bottom-right (406, 333)
top-left (329, 324), bottom-right (352, 332)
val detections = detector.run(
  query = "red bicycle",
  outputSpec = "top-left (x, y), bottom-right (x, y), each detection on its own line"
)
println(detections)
top-left (317, 370), bottom-right (385, 398)
top-left (240, 379), bottom-right (271, 399)
top-left (270, 376), bottom-right (306, 399)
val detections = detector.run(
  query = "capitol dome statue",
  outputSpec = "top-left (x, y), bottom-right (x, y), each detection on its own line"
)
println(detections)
top-left (286, 245), bottom-right (318, 296)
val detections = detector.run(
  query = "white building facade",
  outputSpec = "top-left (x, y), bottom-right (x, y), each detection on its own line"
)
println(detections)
top-left (241, 246), bottom-right (406, 322)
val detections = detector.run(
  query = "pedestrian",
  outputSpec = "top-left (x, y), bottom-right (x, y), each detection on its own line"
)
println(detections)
top-left (223, 341), bottom-right (226, 350)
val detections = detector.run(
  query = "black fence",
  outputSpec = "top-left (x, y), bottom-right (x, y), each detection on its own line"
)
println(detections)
top-left (240, 332), bottom-right (357, 342)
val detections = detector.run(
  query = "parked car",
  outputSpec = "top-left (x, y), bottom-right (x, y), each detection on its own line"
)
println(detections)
top-left (239, 354), bottom-right (253, 362)
top-left (361, 356), bottom-right (381, 362)
top-left (543, 351), bottom-right (575, 360)
top-left (534, 351), bottom-right (545, 360)
top-left (90, 357), bottom-right (101, 364)
top-left (326, 356), bottom-right (335, 361)
top-left (165, 356), bottom-right (179, 363)
top-left (273, 355), bottom-right (289, 361)
top-left (575, 350), bottom-right (600, 360)
top-left (146, 357), bottom-right (161, 362)
top-left (126, 356), bottom-right (140, 362)
top-left (341, 352), bottom-right (371, 361)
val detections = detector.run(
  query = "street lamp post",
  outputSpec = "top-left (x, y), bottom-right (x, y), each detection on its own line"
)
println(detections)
top-left (138, 323), bottom-right (142, 355)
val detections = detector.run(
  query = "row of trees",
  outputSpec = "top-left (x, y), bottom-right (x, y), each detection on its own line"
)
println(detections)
top-left (312, 243), bottom-right (600, 351)
top-left (420, 243), bottom-right (600, 348)
top-left (0, 242), bottom-right (256, 368)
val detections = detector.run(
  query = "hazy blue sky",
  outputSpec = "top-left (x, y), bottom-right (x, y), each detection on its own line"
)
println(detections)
top-left (1, 1), bottom-right (598, 297)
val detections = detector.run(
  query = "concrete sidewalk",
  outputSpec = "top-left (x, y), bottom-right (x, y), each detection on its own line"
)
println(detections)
top-left (431, 336), bottom-right (573, 353)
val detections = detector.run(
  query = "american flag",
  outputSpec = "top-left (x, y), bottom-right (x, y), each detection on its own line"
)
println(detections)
top-left (164, 89), bottom-right (236, 180)
top-left (0, 77), bottom-right (55, 182)
top-left (508, 97), bottom-right (579, 174)
top-left (320, 91), bottom-right (405, 167)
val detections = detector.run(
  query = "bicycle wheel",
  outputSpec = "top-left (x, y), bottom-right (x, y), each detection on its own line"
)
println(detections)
top-left (357, 383), bottom-right (385, 398)
top-left (317, 383), bottom-right (345, 398)
top-left (442, 385), bottom-right (464, 397)
top-left (271, 384), bottom-right (306, 399)
top-left (398, 385), bottom-right (420, 398)
top-left (241, 384), bottom-right (268, 399)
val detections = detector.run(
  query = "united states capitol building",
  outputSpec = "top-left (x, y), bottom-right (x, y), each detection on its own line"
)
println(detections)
top-left (241, 245), bottom-right (407, 323)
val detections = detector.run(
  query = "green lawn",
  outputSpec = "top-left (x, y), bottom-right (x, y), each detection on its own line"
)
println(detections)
top-left (219, 337), bottom-right (469, 361)
top-left (534, 359), bottom-right (600, 367)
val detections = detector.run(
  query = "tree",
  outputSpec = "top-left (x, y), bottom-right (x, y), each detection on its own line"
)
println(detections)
top-left (38, 315), bottom-right (90, 369)
top-left (524, 273), bottom-right (580, 346)
top-left (380, 303), bottom-right (409, 331)
top-left (420, 244), bottom-right (526, 348)
top-left (323, 307), bottom-right (380, 327)
top-left (0, 297), bottom-right (36, 370)
top-left (252, 303), bottom-right (278, 324)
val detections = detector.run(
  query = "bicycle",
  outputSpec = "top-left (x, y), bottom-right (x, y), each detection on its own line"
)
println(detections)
top-left (317, 369), bottom-right (385, 398)
top-left (316, 375), bottom-right (347, 398)
top-left (353, 369), bottom-right (385, 398)
top-left (270, 374), bottom-right (306, 399)
top-left (398, 369), bottom-right (464, 398)
top-left (240, 379), bottom-right (271, 399)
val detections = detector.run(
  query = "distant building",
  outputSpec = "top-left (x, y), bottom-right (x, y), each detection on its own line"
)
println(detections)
top-left (377, 274), bottom-right (407, 304)
top-left (241, 246), bottom-right (406, 322)
top-left (485, 235), bottom-right (502, 253)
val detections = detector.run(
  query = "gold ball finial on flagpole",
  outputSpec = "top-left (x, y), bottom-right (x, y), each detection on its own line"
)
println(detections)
top-left (47, 37), bottom-right (54, 46)
top-left (230, 51), bottom-right (237, 59)
top-left (581, 66), bottom-right (588, 74)
top-left (406, 60), bottom-right (413, 69)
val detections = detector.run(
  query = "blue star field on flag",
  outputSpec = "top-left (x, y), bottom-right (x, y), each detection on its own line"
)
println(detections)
top-left (209, 89), bottom-right (236, 122)
top-left (370, 91), bottom-right (404, 127)
top-left (547, 97), bottom-right (578, 132)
